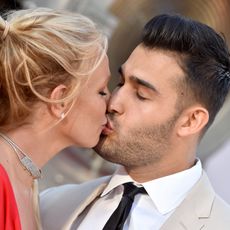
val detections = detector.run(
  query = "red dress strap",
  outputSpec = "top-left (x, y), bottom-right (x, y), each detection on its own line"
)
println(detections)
top-left (0, 164), bottom-right (21, 230)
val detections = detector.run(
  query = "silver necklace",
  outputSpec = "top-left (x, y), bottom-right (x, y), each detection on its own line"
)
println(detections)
top-left (0, 132), bottom-right (41, 179)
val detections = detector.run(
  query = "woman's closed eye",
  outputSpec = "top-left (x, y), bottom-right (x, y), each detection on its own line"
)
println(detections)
top-left (99, 91), bottom-right (107, 96)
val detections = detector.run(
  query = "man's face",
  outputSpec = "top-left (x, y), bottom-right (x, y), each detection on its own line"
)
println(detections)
top-left (95, 45), bottom-right (185, 169)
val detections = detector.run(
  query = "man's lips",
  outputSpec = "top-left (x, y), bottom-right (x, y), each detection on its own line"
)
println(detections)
top-left (102, 119), bottom-right (114, 135)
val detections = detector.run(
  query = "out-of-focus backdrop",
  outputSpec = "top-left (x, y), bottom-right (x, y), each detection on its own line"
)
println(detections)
top-left (1, 0), bottom-right (230, 204)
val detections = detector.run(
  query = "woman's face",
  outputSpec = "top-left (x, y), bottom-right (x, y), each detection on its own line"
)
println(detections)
top-left (62, 55), bottom-right (110, 148)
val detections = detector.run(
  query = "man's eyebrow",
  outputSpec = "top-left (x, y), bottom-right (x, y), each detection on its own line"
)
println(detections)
top-left (131, 76), bottom-right (158, 92)
top-left (118, 66), bottom-right (159, 93)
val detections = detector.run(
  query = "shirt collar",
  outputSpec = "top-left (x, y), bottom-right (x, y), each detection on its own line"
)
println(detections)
top-left (101, 166), bottom-right (133, 197)
top-left (101, 159), bottom-right (202, 215)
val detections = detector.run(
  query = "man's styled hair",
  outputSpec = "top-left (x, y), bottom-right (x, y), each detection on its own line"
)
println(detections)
top-left (142, 14), bottom-right (230, 129)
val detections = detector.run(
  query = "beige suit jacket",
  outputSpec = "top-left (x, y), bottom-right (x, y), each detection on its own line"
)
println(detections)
top-left (40, 172), bottom-right (230, 230)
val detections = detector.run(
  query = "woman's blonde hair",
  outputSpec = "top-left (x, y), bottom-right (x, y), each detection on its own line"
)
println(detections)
top-left (0, 8), bottom-right (107, 129)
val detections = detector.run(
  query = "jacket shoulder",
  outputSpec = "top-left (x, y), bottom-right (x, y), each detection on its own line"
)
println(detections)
top-left (40, 176), bottom-right (110, 230)
top-left (41, 176), bottom-right (110, 199)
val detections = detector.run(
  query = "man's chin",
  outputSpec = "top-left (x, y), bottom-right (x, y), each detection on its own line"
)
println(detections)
top-left (93, 133), bottom-right (108, 153)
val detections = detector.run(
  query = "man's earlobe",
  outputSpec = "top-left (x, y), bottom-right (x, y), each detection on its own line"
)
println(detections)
top-left (177, 106), bottom-right (209, 137)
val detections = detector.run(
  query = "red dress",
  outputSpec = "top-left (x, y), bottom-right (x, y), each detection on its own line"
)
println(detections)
top-left (0, 164), bottom-right (21, 230)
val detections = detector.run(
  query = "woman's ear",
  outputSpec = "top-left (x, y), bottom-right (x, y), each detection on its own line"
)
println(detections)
top-left (177, 105), bottom-right (209, 137)
top-left (49, 84), bottom-right (67, 119)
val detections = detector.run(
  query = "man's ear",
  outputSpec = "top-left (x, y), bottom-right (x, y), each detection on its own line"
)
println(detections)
top-left (49, 84), bottom-right (68, 119)
top-left (177, 105), bottom-right (209, 137)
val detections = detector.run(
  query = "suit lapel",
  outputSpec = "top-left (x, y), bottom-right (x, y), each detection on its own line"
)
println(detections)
top-left (160, 200), bottom-right (205, 230)
top-left (63, 181), bottom-right (108, 230)
top-left (161, 171), bottom-right (215, 230)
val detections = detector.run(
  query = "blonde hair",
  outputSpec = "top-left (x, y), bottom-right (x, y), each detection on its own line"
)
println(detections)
top-left (0, 8), bottom-right (107, 129)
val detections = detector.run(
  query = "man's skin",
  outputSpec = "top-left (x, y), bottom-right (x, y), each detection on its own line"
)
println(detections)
top-left (96, 45), bottom-right (209, 182)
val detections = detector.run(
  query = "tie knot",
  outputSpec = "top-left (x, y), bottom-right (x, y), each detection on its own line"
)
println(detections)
top-left (123, 182), bottom-right (147, 199)
top-left (103, 182), bottom-right (147, 230)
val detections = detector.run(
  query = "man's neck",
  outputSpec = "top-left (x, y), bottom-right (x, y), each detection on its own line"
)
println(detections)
top-left (125, 158), bottom-right (196, 183)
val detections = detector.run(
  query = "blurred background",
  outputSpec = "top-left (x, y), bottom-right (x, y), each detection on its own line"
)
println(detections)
top-left (1, 0), bottom-right (230, 204)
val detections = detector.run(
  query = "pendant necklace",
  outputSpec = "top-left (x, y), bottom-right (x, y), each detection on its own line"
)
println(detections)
top-left (0, 132), bottom-right (41, 179)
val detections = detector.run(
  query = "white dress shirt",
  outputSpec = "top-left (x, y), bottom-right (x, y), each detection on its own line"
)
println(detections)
top-left (78, 160), bottom-right (202, 230)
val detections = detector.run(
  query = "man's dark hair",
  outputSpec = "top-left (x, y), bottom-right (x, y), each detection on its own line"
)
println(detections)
top-left (142, 14), bottom-right (230, 129)
top-left (0, 0), bottom-right (22, 17)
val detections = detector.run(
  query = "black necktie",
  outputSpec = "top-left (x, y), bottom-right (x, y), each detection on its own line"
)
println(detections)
top-left (103, 182), bottom-right (147, 230)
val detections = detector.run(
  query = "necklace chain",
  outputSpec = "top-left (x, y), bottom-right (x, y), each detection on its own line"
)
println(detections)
top-left (0, 132), bottom-right (41, 179)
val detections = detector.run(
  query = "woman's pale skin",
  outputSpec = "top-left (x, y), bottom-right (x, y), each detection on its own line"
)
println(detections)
top-left (0, 55), bottom-right (110, 230)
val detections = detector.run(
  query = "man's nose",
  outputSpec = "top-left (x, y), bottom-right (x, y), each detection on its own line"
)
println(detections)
top-left (108, 88), bottom-right (124, 114)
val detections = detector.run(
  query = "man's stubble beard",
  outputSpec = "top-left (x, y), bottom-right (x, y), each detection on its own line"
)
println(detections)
top-left (94, 112), bottom-right (180, 168)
